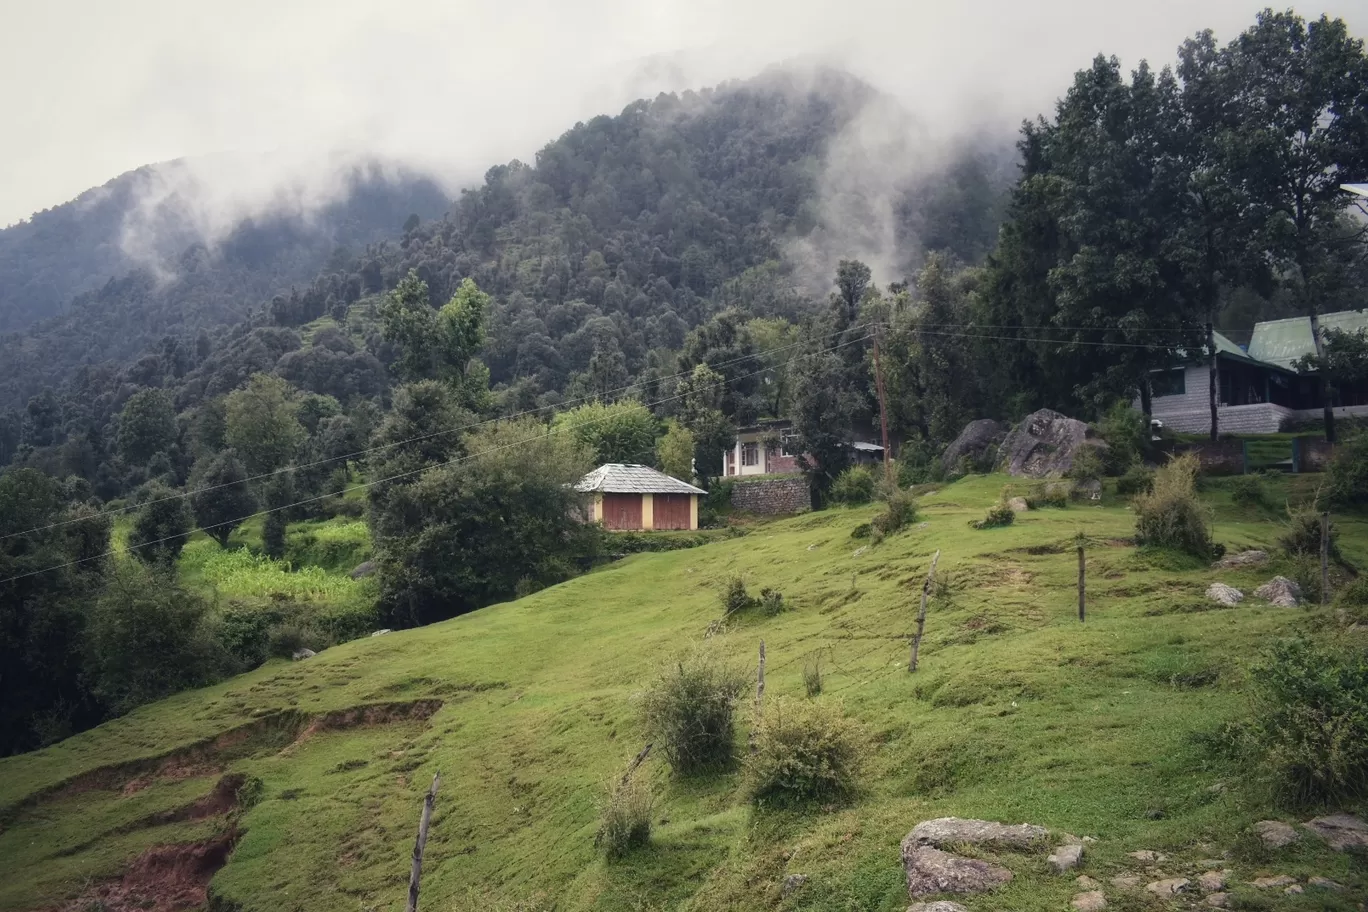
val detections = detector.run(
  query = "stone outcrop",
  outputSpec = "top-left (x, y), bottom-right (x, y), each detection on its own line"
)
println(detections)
top-left (997, 409), bottom-right (1106, 478)
top-left (1071, 891), bottom-right (1107, 911)
top-left (1303, 813), bottom-right (1368, 851)
top-left (902, 844), bottom-right (1013, 897)
top-left (1206, 583), bottom-right (1243, 606)
top-left (1253, 820), bottom-right (1298, 848)
top-left (1213, 550), bottom-right (1268, 569)
top-left (906, 817), bottom-right (1048, 848)
top-left (1253, 577), bottom-right (1303, 608)
top-left (942, 419), bottom-right (1010, 473)
top-left (1049, 844), bottom-right (1084, 873)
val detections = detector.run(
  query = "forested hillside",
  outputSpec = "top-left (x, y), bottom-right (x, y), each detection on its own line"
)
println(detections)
top-left (0, 161), bottom-right (450, 405)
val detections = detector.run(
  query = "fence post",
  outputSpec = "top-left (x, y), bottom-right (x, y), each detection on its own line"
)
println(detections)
top-left (749, 640), bottom-right (766, 753)
top-left (621, 743), bottom-right (652, 785)
top-left (1077, 540), bottom-right (1086, 623)
top-left (406, 772), bottom-right (441, 912)
top-left (1321, 511), bottom-right (1330, 606)
top-left (910, 550), bottom-right (941, 672)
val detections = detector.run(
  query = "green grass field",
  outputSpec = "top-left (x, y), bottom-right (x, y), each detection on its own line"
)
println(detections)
top-left (2, 475), bottom-right (1364, 912)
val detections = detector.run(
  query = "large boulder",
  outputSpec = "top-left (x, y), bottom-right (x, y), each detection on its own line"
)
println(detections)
top-left (942, 420), bottom-right (1010, 474)
top-left (902, 844), bottom-right (1013, 897)
top-left (997, 409), bottom-right (1106, 478)
top-left (908, 817), bottom-right (1049, 848)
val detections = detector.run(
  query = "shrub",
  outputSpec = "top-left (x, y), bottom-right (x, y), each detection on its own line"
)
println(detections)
top-left (1334, 578), bottom-right (1368, 625)
top-left (850, 522), bottom-right (872, 540)
top-left (803, 657), bottom-right (823, 697)
top-left (722, 575), bottom-right (756, 614)
top-left (1229, 474), bottom-right (1269, 509)
top-left (1247, 638), bottom-right (1368, 807)
top-left (1278, 509), bottom-right (1340, 561)
top-left (1026, 484), bottom-right (1069, 509)
top-left (759, 587), bottom-right (785, 616)
top-left (871, 489), bottom-right (919, 536)
top-left (1097, 401), bottom-right (1148, 473)
top-left (747, 697), bottom-right (866, 805)
top-left (971, 501), bottom-right (1015, 530)
top-left (1066, 444), bottom-right (1105, 484)
top-left (595, 774), bottom-right (652, 858)
top-left (829, 466), bottom-right (876, 505)
top-left (266, 622), bottom-right (326, 658)
top-left (1115, 463), bottom-right (1154, 497)
top-left (640, 649), bottom-right (746, 775)
top-left (1324, 430), bottom-right (1368, 509)
top-left (1133, 454), bottom-right (1222, 559)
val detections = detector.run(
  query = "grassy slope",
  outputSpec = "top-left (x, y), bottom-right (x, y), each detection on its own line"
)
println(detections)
top-left (2, 475), bottom-right (1365, 912)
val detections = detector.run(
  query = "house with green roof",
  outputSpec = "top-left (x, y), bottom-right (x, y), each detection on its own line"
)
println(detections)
top-left (1146, 309), bottom-right (1368, 434)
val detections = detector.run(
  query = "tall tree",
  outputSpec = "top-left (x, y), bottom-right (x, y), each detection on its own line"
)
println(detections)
top-left (224, 374), bottom-right (306, 476)
top-left (129, 484), bottom-right (194, 566)
top-left (553, 400), bottom-right (658, 466)
top-left (188, 450), bottom-right (257, 548)
top-left (116, 389), bottom-right (177, 465)
top-left (789, 321), bottom-right (861, 504)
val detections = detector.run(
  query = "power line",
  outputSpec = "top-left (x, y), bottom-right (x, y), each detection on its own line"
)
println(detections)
top-left (0, 331), bottom-right (875, 586)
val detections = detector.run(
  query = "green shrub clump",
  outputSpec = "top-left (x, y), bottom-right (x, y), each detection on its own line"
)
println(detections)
top-left (641, 649), bottom-right (746, 775)
top-left (1334, 578), bottom-right (1368, 625)
top-left (747, 697), bottom-right (866, 805)
top-left (722, 575), bottom-right (756, 614)
top-left (971, 501), bottom-right (1015, 530)
top-left (1229, 474), bottom-right (1270, 509)
top-left (759, 587), bottom-right (786, 616)
top-left (871, 489), bottom-right (919, 538)
top-left (1066, 444), bottom-right (1105, 484)
top-left (829, 466), bottom-right (876, 505)
top-left (596, 774), bottom-right (653, 858)
top-left (1133, 454), bottom-right (1222, 559)
top-left (1097, 401), bottom-right (1149, 473)
top-left (1278, 509), bottom-right (1340, 561)
top-left (1114, 463), bottom-right (1154, 497)
top-left (1324, 430), bottom-right (1368, 509)
top-left (1247, 638), bottom-right (1368, 807)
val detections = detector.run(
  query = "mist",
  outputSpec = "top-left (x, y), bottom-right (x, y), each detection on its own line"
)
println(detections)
top-left (4, 0), bottom-right (1354, 276)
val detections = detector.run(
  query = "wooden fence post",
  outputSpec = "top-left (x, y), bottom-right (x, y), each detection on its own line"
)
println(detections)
top-left (1077, 540), bottom-right (1086, 623)
top-left (909, 550), bottom-right (941, 672)
top-left (621, 743), bottom-right (652, 785)
top-left (749, 640), bottom-right (766, 754)
top-left (406, 772), bottom-right (440, 912)
top-left (1321, 511), bottom-right (1330, 605)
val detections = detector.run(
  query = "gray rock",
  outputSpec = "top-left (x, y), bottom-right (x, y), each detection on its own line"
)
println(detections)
top-left (906, 817), bottom-right (1049, 848)
top-left (906, 904), bottom-right (969, 912)
top-left (1049, 843), bottom-right (1084, 873)
top-left (781, 874), bottom-right (808, 896)
top-left (1072, 478), bottom-right (1103, 501)
top-left (1076, 876), bottom-right (1100, 890)
top-left (291, 648), bottom-right (316, 661)
top-left (1008, 496), bottom-right (1030, 513)
top-left (1110, 876), bottom-right (1141, 890)
top-left (1254, 820), bottom-right (1298, 849)
top-left (1145, 878), bottom-right (1190, 896)
top-left (902, 844), bottom-right (1013, 898)
top-left (1304, 813), bottom-right (1368, 851)
top-left (1284, 885), bottom-right (1303, 895)
top-left (1197, 870), bottom-right (1228, 892)
top-left (1253, 576), bottom-right (1303, 608)
top-left (1206, 893), bottom-right (1229, 908)
top-left (998, 409), bottom-right (1107, 478)
top-left (942, 419), bottom-right (1010, 473)
top-left (349, 560), bottom-right (376, 579)
top-left (370, 629), bottom-right (393, 637)
top-left (1071, 891), bottom-right (1107, 911)
top-left (1250, 875), bottom-right (1297, 889)
top-left (1127, 850), bottom-right (1166, 864)
top-left (1213, 550), bottom-right (1269, 569)
top-left (1206, 583), bottom-right (1243, 606)
top-left (1308, 877), bottom-right (1343, 891)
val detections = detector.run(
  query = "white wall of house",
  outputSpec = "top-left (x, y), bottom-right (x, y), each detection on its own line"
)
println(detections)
top-left (1145, 364), bottom-right (1368, 433)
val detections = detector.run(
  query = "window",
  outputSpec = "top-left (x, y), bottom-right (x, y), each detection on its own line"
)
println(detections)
top-left (741, 442), bottom-right (759, 467)
top-left (1151, 368), bottom-right (1186, 398)
top-left (779, 432), bottom-right (797, 457)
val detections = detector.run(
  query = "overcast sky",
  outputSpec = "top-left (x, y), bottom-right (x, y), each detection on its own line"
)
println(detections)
top-left (2, 0), bottom-right (1361, 228)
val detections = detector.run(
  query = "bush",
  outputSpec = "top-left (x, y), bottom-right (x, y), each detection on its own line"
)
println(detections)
top-left (1279, 509), bottom-right (1340, 561)
top-left (871, 489), bottom-right (919, 536)
top-left (722, 575), bottom-right (756, 614)
top-left (803, 657), bottom-right (823, 697)
top-left (640, 649), bottom-right (746, 775)
top-left (759, 587), bottom-right (785, 616)
top-left (1247, 638), bottom-right (1368, 807)
top-left (850, 522), bottom-right (872, 540)
top-left (1324, 431), bottom-right (1368, 509)
top-left (1334, 578), bottom-right (1368, 625)
top-left (1229, 474), bottom-right (1270, 509)
top-left (1025, 484), bottom-right (1069, 509)
top-left (1097, 401), bottom-right (1148, 473)
top-left (1133, 454), bottom-right (1222, 559)
top-left (1115, 463), bottom-right (1154, 497)
top-left (829, 466), bottom-right (876, 505)
top-left (267, 622), bottom-right (326, 658)
top-left (971, 501), bottom-right (1015, 530)
top-left (1066, 444), bottom-right (1105, 484)
top-left (747, 697), bottom-right (866, 805)
top-left (595, 774), bottom-right (652, 858)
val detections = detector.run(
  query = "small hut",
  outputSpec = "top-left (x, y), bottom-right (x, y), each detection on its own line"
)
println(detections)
top-left (574, 464), bottom-right (705, 531)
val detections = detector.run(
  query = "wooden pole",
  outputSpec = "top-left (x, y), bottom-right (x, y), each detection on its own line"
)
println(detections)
top-left (621, 743), bottom-right (652, 785)
top-left (1207, 321), bottom-right (1219, 443)
top-left (910, 550), bottom-right (941, 672)
top-left (1320, 511), bottom-right (1330, 605)
top-left (406, 772), bottom-right (440, 912)
top-left (1077, 541), bottom-right (1086, 622)
top-left (749, 640), bottom-right (766, 754)
top-left (871, 326), bottom-right (894, 488)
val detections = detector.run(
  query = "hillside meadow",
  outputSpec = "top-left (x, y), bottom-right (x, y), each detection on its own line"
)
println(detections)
top-left (0, 473), bottom-right (1364, 912)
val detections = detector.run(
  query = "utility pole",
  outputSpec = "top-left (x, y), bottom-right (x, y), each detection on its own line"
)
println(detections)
top-left (871, 325), bottom-right (894, 488)
top-left (1207, 321), bottom-right (1219, 443)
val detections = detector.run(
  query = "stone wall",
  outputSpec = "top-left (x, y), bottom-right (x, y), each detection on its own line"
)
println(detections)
top-left (730, 477), bottom-right (811, 514)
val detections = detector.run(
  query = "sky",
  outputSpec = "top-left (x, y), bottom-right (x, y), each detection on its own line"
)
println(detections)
top-left (1, 0), bottom-right (1361, 228)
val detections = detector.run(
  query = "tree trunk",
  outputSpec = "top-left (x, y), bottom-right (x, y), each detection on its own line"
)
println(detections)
top-left (1310, 313), bottom-right (1336, 443)
top-left (1207, 321), bottom-right (1219, 442)
top-left (1139, 378), bottom-right (1153, 418)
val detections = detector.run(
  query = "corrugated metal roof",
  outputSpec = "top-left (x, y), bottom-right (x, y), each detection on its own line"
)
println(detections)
top-left (1342, 183), bottom-right (1368, 197)
top-left (575, 464), bottom-right (706, 495)
top-left (1247, 310), bottom-right (1368, 369)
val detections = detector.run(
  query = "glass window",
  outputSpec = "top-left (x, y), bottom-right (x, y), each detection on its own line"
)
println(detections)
top-left (741, 442), bottom-right (759, 466)
top-left (1151, 369), bottom-right (1186, 398)
top-left (779, 432), bottom-right (797, 457)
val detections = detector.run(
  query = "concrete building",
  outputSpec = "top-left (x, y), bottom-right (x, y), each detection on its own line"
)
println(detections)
top-left (575, 463), bottom-right (705, 531)
top-left (1147, 310), bottom-right (1368, 434)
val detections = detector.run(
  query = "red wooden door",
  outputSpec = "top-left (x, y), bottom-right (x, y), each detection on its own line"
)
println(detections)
top-left (653, 494), bottom-right (692, 530)
top-left (602, 494), bottom-right (643, 530)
